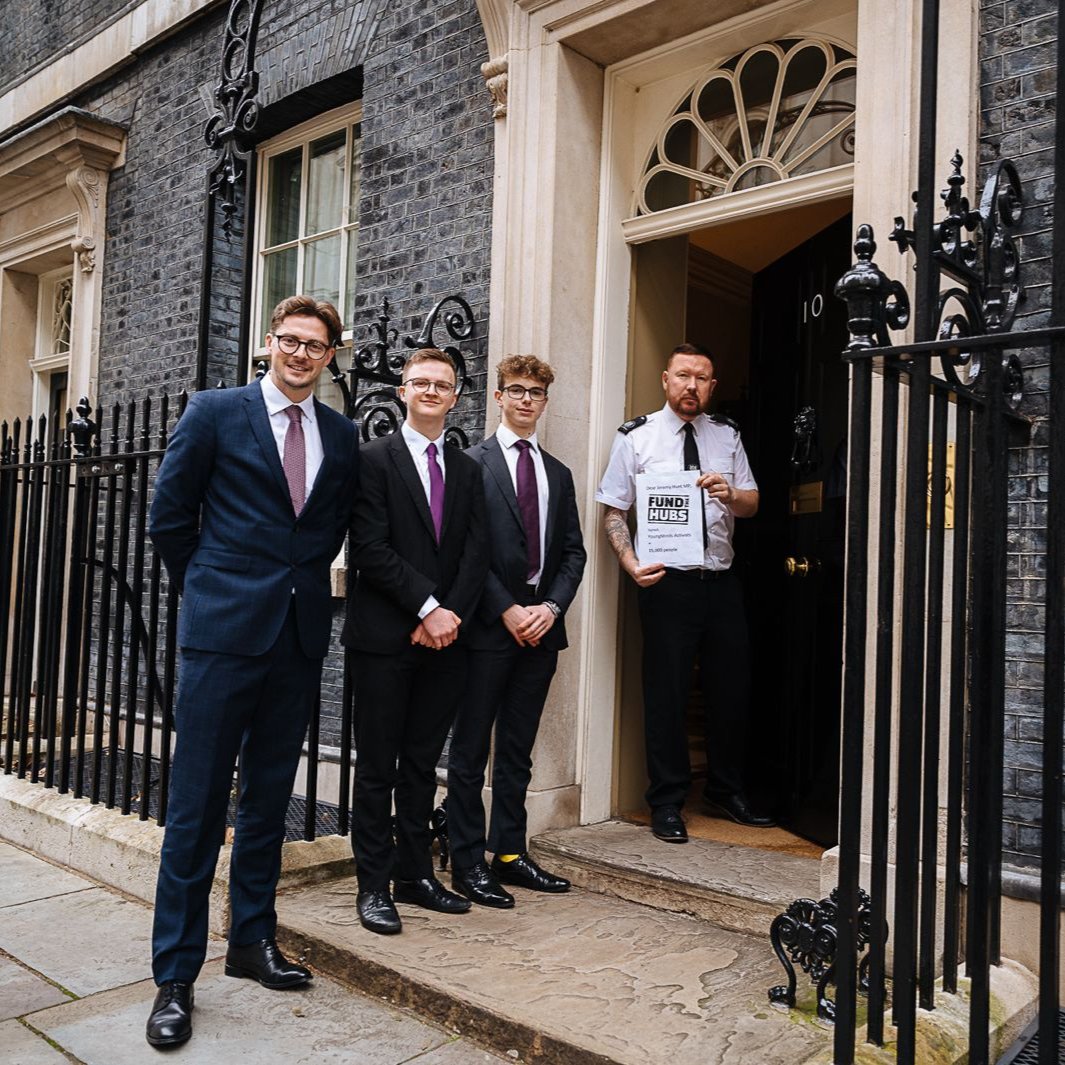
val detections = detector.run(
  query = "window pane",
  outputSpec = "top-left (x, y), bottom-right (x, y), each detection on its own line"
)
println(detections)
top-left (266, 148), bottom-right (302, 246)
top-left (344, 228), bottom-right (359, 324)
top-left (348, 124), bottom-right (361, 222)
top-left (303, 235), bottom-right (341, 308)
top-left (306, 131), bottom-right (346, 236)
top-left (261, 247), bottom-right (298, 340)
top-left (51, 277), bottom-right (73, 354)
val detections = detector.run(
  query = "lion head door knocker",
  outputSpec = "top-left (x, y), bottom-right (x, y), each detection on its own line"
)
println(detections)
top-left (791, 405), bottom-right (818, 473)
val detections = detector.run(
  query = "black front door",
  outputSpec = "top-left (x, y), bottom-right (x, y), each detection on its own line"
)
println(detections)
top-left (740, 213), bottom-right (852, 847)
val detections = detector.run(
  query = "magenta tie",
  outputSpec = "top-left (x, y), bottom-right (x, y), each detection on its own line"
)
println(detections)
top-left (515, 439), bottom-right (540, 580)
top-left (282, 405), bottom-right (305, 514)
top-left (426, 441), bottom-right (445, 542)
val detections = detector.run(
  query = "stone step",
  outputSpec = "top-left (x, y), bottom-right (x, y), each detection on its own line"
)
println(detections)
top-left (529, 820), bottom-right (823, 937)
top-left (276, 876), bottom-right (831, 1065)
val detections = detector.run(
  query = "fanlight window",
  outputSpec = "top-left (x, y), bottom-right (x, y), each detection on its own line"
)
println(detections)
top-left (636, 38), bottom-right (856, 216)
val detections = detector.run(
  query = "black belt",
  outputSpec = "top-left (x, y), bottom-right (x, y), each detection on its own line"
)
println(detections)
top-left (663, 567), bottom-right (730, 582)
top-left (516, 582), bottom-right (540, 605)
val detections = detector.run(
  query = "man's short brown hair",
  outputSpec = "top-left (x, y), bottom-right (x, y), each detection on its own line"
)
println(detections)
top-left (496, 354), bottom-right (555, 391)
top-left (269, 295), bottom-right (343, 346)
top-left (403, 347), bottom-right (458, 381)
top-left (667, 342), bottom-right (714, 368)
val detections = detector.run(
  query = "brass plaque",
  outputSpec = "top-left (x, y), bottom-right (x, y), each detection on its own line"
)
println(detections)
top-left (927, 442), bottom-right (956, 529)
top-left (789, 481), bottom-right (823, 515)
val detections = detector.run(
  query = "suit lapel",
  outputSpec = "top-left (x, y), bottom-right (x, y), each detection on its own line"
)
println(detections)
top-left (243, 385), bottom-right (291, 507)
top-left (389, 432), bottom-right (437, 542)
top-left (542, 447), bottom-right (563, 557)
top-left (482, 436), bottom-right (523, 530)
top-left (301, 399), bottom-right (337, 514)
top-left (440, 443), bottom-right (461, 543)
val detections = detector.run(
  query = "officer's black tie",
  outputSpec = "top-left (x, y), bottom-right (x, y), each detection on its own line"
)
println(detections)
top-left (682, 422), bottom-right (708, 550)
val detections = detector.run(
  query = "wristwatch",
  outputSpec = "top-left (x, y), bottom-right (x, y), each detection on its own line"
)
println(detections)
top-left (543, 599), bottom-right (562, 618)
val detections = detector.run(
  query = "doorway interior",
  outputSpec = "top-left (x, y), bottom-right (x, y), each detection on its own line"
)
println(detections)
top-left (614, 195), bottom-right (853, 854)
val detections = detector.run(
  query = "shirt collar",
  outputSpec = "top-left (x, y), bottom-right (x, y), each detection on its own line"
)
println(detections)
top-left (401, 420), bottom-right (446, 454)
top-left (260, 373), bottom-right (317, 423)
top-left (660, 403), bottom-right (694, 435)
top-left (496, 424), bottom-right (539, 452)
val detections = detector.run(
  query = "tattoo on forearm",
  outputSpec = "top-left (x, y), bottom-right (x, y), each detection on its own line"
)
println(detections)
top-left (604, 508), bottom-right (633, 561)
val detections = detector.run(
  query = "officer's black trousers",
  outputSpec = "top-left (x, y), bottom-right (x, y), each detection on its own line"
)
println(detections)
top-left (637, 568), bottom-right (750, 811)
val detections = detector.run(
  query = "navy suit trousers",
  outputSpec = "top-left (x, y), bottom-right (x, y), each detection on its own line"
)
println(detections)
top-left (151, 605), bottom-right (320, 984)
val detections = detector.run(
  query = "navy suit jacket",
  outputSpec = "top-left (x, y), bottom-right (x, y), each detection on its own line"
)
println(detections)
top-left (149, 380), bottom-right (359, 658)
top-left (342, 431), bottom-right (487, 655)
top-left (465, 434), bottom-right (586, 652)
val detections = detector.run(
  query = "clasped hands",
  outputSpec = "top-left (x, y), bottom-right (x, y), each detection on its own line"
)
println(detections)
top-left (502, 603), bottom-right (555, 647)
top-left (410, 606), bottom-right (462, 650)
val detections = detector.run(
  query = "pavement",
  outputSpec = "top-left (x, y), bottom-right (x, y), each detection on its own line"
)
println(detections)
top-left (0, 839), bottom-right (505, 1065)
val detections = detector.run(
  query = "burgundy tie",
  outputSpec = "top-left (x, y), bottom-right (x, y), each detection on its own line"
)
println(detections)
top-left (515, 439), bottom-right (540, 580)
top-left (282, 405), bottom-right (305, 515)
top-left (426, 441), bottom-right (445, 542)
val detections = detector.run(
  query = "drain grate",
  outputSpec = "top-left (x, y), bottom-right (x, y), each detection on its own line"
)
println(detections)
top-left (996, 1009), bottom-right (1065, 1065)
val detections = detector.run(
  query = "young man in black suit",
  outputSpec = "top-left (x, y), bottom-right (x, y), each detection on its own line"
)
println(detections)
top-left (343, 348), bottom-right (487, 934)
top-left (448, 355), bottom-right (586, 907)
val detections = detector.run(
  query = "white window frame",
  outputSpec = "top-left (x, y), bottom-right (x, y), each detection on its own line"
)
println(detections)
top-left (29, 264), bottom-right (75, 422)
top-left (248, 100), bottom-right (363, 381)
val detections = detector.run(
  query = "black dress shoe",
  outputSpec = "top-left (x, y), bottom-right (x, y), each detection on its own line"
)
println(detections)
top-left (393, 876), bottom-right (472, 914)
top-left (651, 805), bottom-right (688, 843)
top-left (452, 862), bottom-right (515, 908)
top-left (146, 981), bottom-right (194, 1048)
top-left (491, 854), bottom-right (570, 893)
top-left (225, 938), bottom-right (312, 989)
top-left (704, 792), bottom-right (777, 828)
top-left (357, 889), bottom-right (402, 934)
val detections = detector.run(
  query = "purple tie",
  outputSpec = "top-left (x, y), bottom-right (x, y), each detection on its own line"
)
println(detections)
top-left (282, 405), bottom-right (305, 514)
top-left (515, 439), bottom-right (540, 580)
top-left (426, 441), bottom-right (445, 542)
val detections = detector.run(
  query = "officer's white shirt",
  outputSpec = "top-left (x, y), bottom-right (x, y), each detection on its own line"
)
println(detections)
top-left (495, 424), bottom-right (549, 586)
top-left (595, 404), bottom-right (758, 571)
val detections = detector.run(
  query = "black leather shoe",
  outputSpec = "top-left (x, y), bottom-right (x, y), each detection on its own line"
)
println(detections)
top-left (452, 862), bottom-right (515, 908)
top-left (651, 805), bottom-right (688, 843)
top-left (491, 854), bottom-right (570, 893)
top-left (357, 889), bottom-right (402, 934)
top-left (393, 876), bottom-right (472, 914)
top-left (704, 792), bottom-right (777, 828)
top-left (225, 938), bottom-right (312, 989)
top-left (146, 981), bottom-right (194, 1048)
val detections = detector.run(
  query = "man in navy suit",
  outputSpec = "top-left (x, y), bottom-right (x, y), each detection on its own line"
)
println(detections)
top-left (343, 347), bottom-right (487, 934)
top-left (145, 295), bottom-right (359, 1048)
top-left (448, 355), bottom-right (586, 907)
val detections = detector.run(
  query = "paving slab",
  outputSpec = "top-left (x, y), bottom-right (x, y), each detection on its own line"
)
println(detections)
top-left (0, 887), bottom-right (223, 997)
top-left (0, 1017), bottom-right (70, 1065)
top-left (412, 1039), bottom-right (513, 1064)
top-left (28, 958), bottom-right (474, 1065)
top-left (0, 840), bottom-right (93, 908)
top-left (277, 878), bottom-right (831, 1065)
top-left (530, 820), bottom-right (822, 935)
top-left (0, 956), bottom-right (71, 1020)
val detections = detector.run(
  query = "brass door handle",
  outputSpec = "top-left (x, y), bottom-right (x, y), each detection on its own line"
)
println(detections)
top-left (784, 556), bottom-right (820, 578)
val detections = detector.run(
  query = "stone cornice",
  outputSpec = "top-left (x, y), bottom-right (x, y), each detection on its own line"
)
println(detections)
top-left (0, 107), bottom-right (127, 187)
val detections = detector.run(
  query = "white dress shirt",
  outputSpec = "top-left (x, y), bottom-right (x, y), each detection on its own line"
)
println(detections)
top-left (495, 424), bottom-right (550, 586)
top-left (596, 404), bottom-right (757, 571)
top-left (259, 373), bottom-right (324, 497)
top-left (401, 421), bottom-right (448, 619)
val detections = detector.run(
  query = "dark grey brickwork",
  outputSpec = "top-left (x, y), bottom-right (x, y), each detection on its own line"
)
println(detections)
top-left (0, 0), bottom-right (136, 95)
top-left (980, 0), bottom-right (1057, 869)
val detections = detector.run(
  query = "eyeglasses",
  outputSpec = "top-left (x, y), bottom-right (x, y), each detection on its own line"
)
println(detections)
top-left (403, 378), bottom-right (456, 396)
top-left (273, 334), bottom-right (333, 360)
top-left (501, 385), bottom-right (548, 402)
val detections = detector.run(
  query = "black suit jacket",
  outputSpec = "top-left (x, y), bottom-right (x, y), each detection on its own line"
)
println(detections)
top-left (465, 434), bottom-right (586, 652)
top-left (342, 431), bottom-right (488, 654)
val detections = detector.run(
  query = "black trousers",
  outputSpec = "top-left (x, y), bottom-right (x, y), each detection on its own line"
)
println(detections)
top-left (637, 568), bottom-right (750, 810)
top-left (153, 604), bottom-right (320, 984)
top-left (447, 642), bottom-right (558, 870)
top-left (351, 643), bottom-right (466, 889)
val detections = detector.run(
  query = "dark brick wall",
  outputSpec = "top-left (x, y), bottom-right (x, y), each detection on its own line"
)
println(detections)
top-left (0, 0), bottom-right (136, 95)
top-left (979, 0), bottom-right (1056, 869)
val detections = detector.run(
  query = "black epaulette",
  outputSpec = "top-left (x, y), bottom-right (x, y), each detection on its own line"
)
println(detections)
top-left (709, 412), bottom-right (739, 431)
top-left (618, 414), bottom-right (648, 434)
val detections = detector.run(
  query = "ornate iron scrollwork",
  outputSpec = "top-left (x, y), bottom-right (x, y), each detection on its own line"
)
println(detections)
top-left (836, 153), bottom-right (1027, 410)
top-left (768, 886), bottom-right (874, 1025)
top-left (204, 0), bottom-right (265, 238)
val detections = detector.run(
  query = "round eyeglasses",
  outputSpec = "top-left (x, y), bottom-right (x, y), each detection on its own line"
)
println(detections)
top-left (501, 384), bottom-right (548, 402)
top-left (273, 334), bottom-right (333, 360)
top-left (403, 378), bottom-right (456, 396)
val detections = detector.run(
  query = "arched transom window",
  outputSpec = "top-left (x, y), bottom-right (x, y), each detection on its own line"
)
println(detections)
top-left (636, 38), bottom-right (857, 216)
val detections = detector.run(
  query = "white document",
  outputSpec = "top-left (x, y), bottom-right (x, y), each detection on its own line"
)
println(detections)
top-left (635, 470), bottom-right (704, 567)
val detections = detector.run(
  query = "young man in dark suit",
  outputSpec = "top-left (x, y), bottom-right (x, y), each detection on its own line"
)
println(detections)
top-left (146, 295), bottom-right (359, 1048)
top-left (343, 348), bottom-right (488, 934)
top-left (448, 355), bottom-right (586, 907)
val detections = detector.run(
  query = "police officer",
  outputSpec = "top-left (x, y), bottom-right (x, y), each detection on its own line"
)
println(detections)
top-left (596, 343), bottom-right (773, 842)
